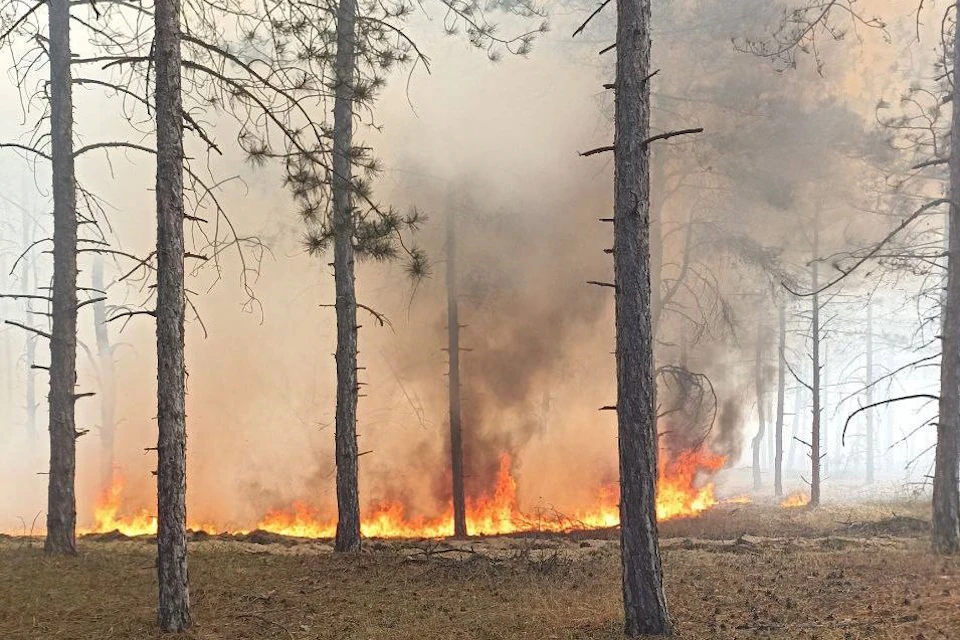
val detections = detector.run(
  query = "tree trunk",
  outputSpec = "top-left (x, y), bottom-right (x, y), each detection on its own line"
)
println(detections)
top-left (92, 256), bottom-right (116, 491)
top-left (932, 0), bottom-right (960, 553)
top-left (446, 209), bottom-right (467, 538)
top-left (155, 0), bottom-right (190, 627)
top-left (810, 210), bottom-right (821, 508)
top-left (865, 302), bottom-right (875, 485)
top-left (752, 329), bottom-right (765, 491)
top-left (22, 208), bottom-right (38, 439)
top-left (332, 0), bottom-right (361, 554)
top-left (786, 383), bottom-right (801, 471)
top-left (613, 0), bottom-right (672, 633)
top-left (44, 0), bottom-right (78, 557)
top-left (774, 304), bottom-right (786, 497)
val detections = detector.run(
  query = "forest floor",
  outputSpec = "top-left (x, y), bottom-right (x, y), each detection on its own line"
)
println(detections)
top-left (1, 500), bottom-right (958, 639)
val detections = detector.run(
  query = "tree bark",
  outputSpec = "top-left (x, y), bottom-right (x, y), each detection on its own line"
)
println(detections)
top-left (810, 209), bottom-right (822, 508)
top-left (752, 329), bottom-right (765, 491)
top-left (865, 302), bottom-right (874, 485)
top-left (92, 256), bottom-right (116, 491)
top-left (332, 0), bottom-right (361, 554)
top-left (446, 209), bottom-right (467, 538)
top-left (932, 0), bottom-right (960, 554)
top-left (774, 303), bottom-right (786, 497)
top-left (155, 0), bottom-right (190, 627)
top-left (613, 0), bottom-right (672, 633)
top-left (44, 0), bottom-right (78, 557)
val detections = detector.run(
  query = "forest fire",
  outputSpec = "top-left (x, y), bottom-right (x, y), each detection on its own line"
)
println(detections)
top-left (80, 449), bottom-right (727, 539)
top-left (780, 491), bottom-right (810, 508)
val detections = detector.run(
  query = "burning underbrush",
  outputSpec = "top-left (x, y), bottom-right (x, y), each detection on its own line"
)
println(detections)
top-left (80, 448), bottom-right (734, 540)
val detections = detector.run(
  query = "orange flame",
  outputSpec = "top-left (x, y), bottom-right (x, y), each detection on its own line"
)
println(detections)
top-left (83, 449), bottom-right (728, 539)
top-left (780, 491), bottom-right (809, 508)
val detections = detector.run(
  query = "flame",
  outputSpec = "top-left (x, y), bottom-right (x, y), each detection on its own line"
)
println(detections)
top-left (83, 449), bottom-right (728, 539)
top-left (81, 477), bottom-right (158, 537)
top-left (780, 491), bottom-right (810, 508)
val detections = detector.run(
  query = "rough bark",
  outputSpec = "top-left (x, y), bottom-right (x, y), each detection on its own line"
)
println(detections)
top-left (44, 0), bottom-right (78, 557)
top-left (92, 256), bottom-right (116, 491)
top-left (932, 0), bottom-right (960, 553)
top-left (810, 211), bottom-right (822, 508)
top-left (155, 0), bottom-right (190, 627)
top-left (332, 0), bottom-right (361, 553)
top-left (752, 330), bottom-right (765, 491)
top-left (774, 304), bottom-right (786, 497)
top-left (446, 209), bottom-right (467, 538)
top-left (865, 302), bottom-right (874, 485)
top-left (613, 0), bottom-right (672, 633)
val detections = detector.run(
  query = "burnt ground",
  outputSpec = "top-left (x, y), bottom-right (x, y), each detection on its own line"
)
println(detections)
top-left (1, 501), bottom-right (958, 639)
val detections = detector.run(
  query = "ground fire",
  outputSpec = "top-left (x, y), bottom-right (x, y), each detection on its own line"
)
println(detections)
top-left (81, 449), bottom-right (729, 539)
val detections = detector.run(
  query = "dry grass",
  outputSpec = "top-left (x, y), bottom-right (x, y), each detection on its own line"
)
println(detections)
top-left (1, 502), bottom-right (958, 639)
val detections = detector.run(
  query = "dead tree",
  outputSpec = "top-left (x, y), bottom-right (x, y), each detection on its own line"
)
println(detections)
top-left (154, 0), bottom-right (191, 626)
top-left (446, 208), bottom-right (467, 538)
top-left (45, 0), bottom-right (79, 556)
top-left (933, 0), bottom-right (960, 554)
top-left (774, 302), bottom-right (786, 497)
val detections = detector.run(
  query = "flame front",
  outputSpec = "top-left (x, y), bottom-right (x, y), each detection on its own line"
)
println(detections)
top-left (84, 449), bottom-right (727, 539)
top-left (780, 491), bottom-right (810, 508)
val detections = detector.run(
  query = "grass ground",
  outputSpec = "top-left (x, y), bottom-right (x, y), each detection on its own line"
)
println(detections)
top-left (1, 501), bottom-right (958, 639)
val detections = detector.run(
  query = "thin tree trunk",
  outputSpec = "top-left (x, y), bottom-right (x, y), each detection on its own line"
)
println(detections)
top-left (613, 0), bottom-right (672, 633)
top-left (92, 256), bottom-right (116, 491)
top-left (446, 209), bottom-right (467, 538)
top-left (865, 302), bottom-right (875, 485)
top-left (932, 0), bottom-right (960, 553)
top-left (786, 383), bottom-right (801, 471)
top-left (45, 0), bottom-right (78, 556)
top-left (775, 303), bottom-right (786, 497)
top-left (752, 329), bottom-right (765, 491)
top-left (22, 209), bottom-right (38, 439)
top-left (810, 209), bottom-right (822, 508)
top-left (155, 0), bottom-right (190, 627)
top-left (332, 0), bottom-right (361, 553)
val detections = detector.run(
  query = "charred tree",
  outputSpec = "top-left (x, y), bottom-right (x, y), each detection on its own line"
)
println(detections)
top-left (933, 0), bottom-right (960, 553)
top-left (155, 0), bottom-right (191, 627)
top-left (44, 0), bottom-right (78, 557)
top-left (752, 327), bottom-right (766, 491)
top-left (92, 256), bottom-right (116, 491)
top-left (774, 303), bottom-right (786, 497)
top-left (446, 209), bottom-right (467, 538)
top-left (332, 0), bottom-right (362, 554)
top-left (612, 0), bottom-right (672, 633)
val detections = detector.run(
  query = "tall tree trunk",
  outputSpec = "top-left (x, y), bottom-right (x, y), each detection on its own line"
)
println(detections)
top-left (92, 256), bottom-right (116, 491)
top-left (932, 0), bottom-right (960, 553)
top-left (752, 329), bottom-right (765, 491)
top-left (446, 209), bottom-right (467, 538)
top-left (45, 0), bottom-right (78, 556)
top-left (22, 208), bottom-right (38, 439)
top-left (810, 210), bottom-right (822, 508)
top-left (332, 0), bottom-right (361, 553)
top-left (865, 302), bottom-right (875, 485)
top-left (613, 0), bottom-right (672, 633)
top-left (774, 303), bottom-right (786, 497)
top-left (155, 0), bottom-right (190, 627)
top-left (786, 383), bottom-right (801, 471)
